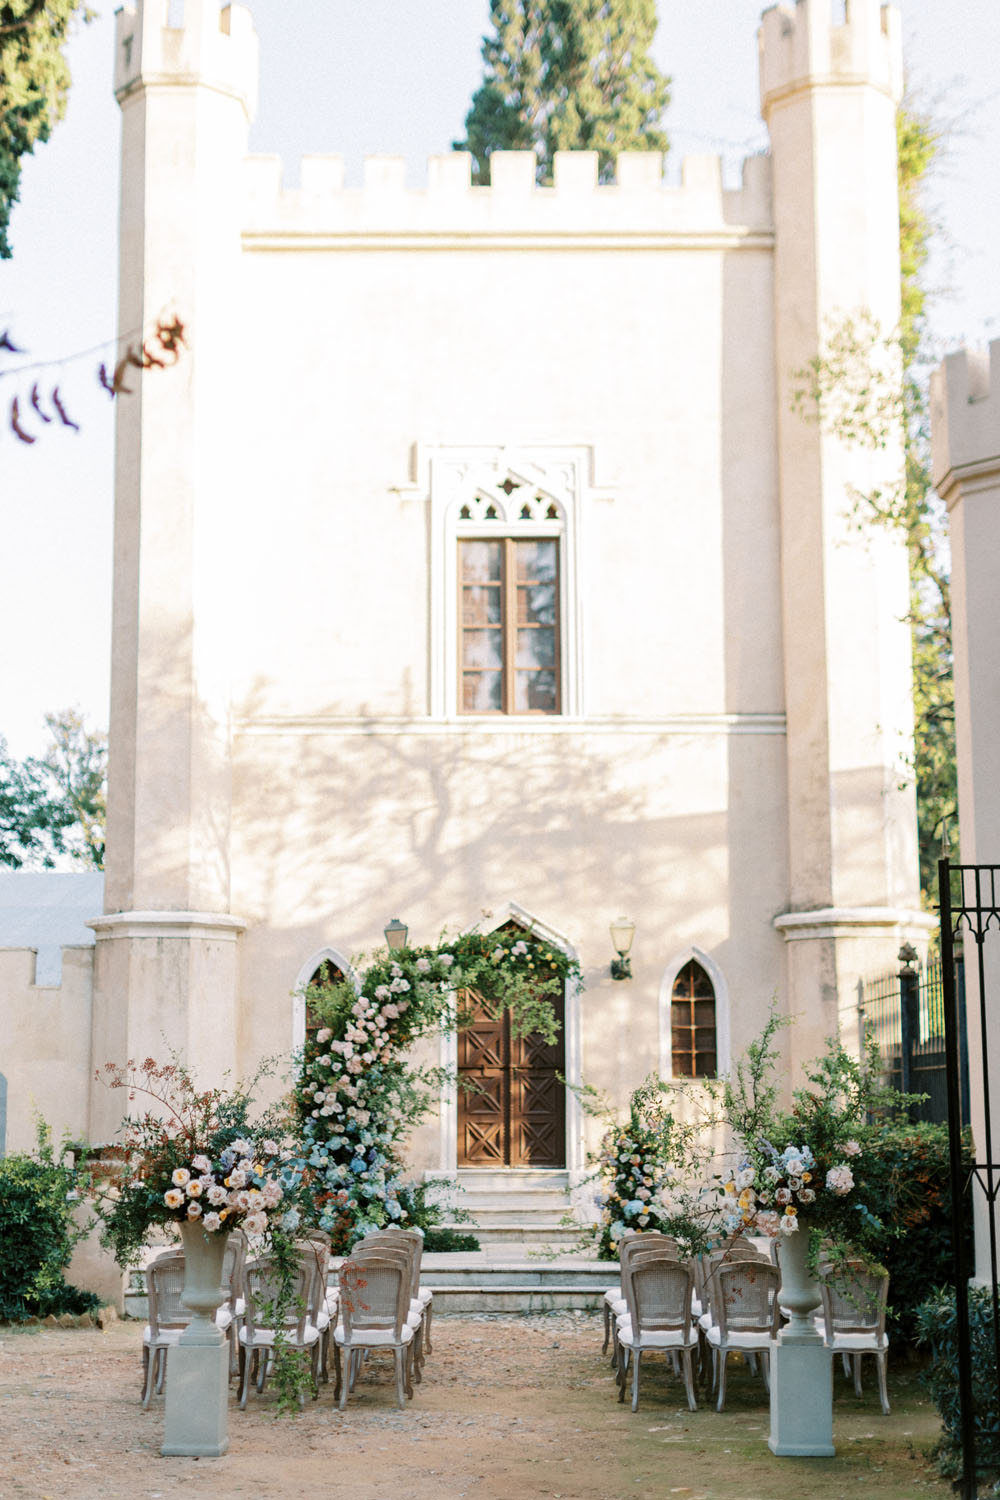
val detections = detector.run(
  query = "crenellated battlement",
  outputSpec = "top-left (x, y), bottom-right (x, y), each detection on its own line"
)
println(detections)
top-left (240, 149), bottom-right (773, 246)
top-left (759, 0), bottom-right (902, 115)
top-left (931, 341), bottom-right (1000, 502)
top-left (114, 0), bottom-right (258, 120)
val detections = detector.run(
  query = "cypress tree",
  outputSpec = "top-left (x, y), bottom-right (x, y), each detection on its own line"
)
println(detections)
top-left (456, 0), bottom-right (670, 185)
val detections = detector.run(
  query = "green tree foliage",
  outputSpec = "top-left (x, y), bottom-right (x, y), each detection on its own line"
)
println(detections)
top-left (456, 0), bottom-right (670, 184)
top-left (793, 101), bottom-right (949, 901)
top-left (0, 709), bottom-right (106, 870)
top-left (0, 733), bottom-right (68, 867)
top-left (40, 708), bottom-right (106, 868)
top-left (0, 0), bottom-right (91, 259)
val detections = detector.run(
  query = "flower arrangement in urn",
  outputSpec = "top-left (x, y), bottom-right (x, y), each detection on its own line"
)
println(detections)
top-left (722, 1136), bottom-right (863, 1241)
top-left (93, 1058), bottom-right (292, 1266)
top-left (715, 1012), bottom-right (902, 1267)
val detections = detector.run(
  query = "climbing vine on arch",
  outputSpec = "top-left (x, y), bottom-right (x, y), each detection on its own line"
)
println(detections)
top-left (290, 928), bottom-right (581, 1251)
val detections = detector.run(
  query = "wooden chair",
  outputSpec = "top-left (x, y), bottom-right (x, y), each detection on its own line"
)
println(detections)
top-left (615, 1258), bottom-right (699, 1412)
top-left (703, 1259), bottom-right (780, 1411)
top-left (820, 1260), bottom-right (891, 1414)
top-left (333, 1255), bottom-right (416, 1410)
top-left (141, 1251), bottom-right (235, 1406)
top-left (603, 1233), bottom-right (680, 1357)
top-left (237, 1256), bottom-right (322, 1408)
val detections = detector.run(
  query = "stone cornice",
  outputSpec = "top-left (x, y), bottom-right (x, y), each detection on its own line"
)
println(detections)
top-left (934, 455), bottom-right (1000, 511)
top-left (87, 911), bottom-right (248, 942)
top-left (241, 229), bottom-right (774, 255)
top-left (233, 713), bottom-right (786, 738)
top-left (773, 907), bottom-right (936, 942)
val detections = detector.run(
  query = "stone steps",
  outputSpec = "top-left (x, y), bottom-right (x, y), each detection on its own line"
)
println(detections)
top-left (124, 1250), bottom-right (617, 1318)
top-left (443, 1167), bottom-right (582, 1251)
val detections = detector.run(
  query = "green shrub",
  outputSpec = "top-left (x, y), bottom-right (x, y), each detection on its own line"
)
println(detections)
top-left (420, 1226), bottom-right (480, 1253)
top-left (0, 1124), bottom-right (99, 1322)
top-left (395, 1178), bottom-right (479, 1252)
top-left (915, 1284), bottom-right (1000, 1485)
top-left (861, 1120), bottom-right (973, 1343)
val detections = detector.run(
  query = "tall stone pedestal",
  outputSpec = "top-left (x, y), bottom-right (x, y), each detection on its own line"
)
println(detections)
top-left (161, 1340), bottom-right (230, 1458)
top-left (768, 1229), bottom-right (834, 1457)
top-left (161, 1221), bottom-right (231, 1458)
top-left (768, 1334), bottom-right (835, 1457)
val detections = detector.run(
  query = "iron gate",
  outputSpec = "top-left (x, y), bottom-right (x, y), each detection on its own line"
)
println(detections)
top-left (939, 859), bottom-right (1000, 1499)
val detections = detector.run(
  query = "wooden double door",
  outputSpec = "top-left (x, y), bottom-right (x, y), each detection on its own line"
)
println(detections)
top-left (457, 989), bottom-right (566, 1168)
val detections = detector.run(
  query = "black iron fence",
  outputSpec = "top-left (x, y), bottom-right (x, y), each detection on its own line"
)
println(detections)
top-left (861, 951), bottom-right (969, 1126)
top-left (940, 859), bottom-right (1000, 1500)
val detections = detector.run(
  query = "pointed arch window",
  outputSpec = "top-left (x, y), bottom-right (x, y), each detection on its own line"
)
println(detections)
top-left (670, 960), bottom-right (717, 1078)
top-left (305, 959), bottom-right (345, 1040)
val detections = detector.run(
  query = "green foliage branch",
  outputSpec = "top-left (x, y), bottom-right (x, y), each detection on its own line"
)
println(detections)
top-left (292, 927), bottom-right (578, 1251)
top-left (456, 0), bottom-right (670, 184)
top-left (861, 1119), bottom-right (972, 1342)
top-left (916, 1283), bottom-right (1000, 1485)
top-left (0, 1118), bottom-right (98, 1321)
top-left (0, 0), bottom-right (93, 259)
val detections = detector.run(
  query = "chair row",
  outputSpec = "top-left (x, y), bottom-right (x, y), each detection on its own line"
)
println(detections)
top-left (602, 1232), bottom-right (890, 1414)
top-left (142, 1225), bottom-right (434, 1413)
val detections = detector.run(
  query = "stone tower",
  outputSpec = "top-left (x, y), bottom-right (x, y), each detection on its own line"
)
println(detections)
top-left (88, 0), bottom-right (258, 1135)
top-left (760, 0), bottom-right (929, 1060)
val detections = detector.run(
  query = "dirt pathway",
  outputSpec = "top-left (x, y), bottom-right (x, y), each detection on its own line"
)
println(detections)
top-left (0, 1313), bottom-right (949, 1500)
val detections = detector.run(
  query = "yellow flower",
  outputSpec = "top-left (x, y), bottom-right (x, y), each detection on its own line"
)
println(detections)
top-left (784, 1205), bottom-right (797, 1217)
top-left (802, 1172), bottom-right (812, 1183)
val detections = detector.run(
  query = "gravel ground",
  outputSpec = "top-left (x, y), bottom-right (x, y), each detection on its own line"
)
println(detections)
top-left (0, 1313), bottom-right (951, 1500)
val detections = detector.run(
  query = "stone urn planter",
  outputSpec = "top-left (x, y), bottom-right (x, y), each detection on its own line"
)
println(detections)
top-left (177, 1220), bottom-right (229, 1346)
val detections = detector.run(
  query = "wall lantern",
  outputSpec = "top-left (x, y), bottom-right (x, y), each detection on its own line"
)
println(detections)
top-left (384, 917), bottom-right (409, 951)
top-left (609, 917), bottom-right (635, 981)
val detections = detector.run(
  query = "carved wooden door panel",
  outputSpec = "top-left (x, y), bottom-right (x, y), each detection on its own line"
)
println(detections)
top-left (457, 992), bottom-right (507, 1166)
top-left (457, 988), bottom-right (565, 1168)
top-left (509, 988), bottom-right (565, 1167)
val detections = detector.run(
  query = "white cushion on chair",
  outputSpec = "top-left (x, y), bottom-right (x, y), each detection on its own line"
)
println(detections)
top-left (239, 1322), bottom-right (321, 1348)
top-left (334, 1322), bottom-right (414, 1348)
top-left (828, 1332), bottom-right (889, 1351)
top-left (617, 1325), bottom-right (698, 1352)
top-left (142, 1326), bottom-right (184, 1347)
top-left (705, 1326), bottom-right (772, 1350)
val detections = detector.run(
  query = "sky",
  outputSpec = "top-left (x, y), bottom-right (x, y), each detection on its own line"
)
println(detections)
top-left (0, 0), bottom-right (997, 759)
